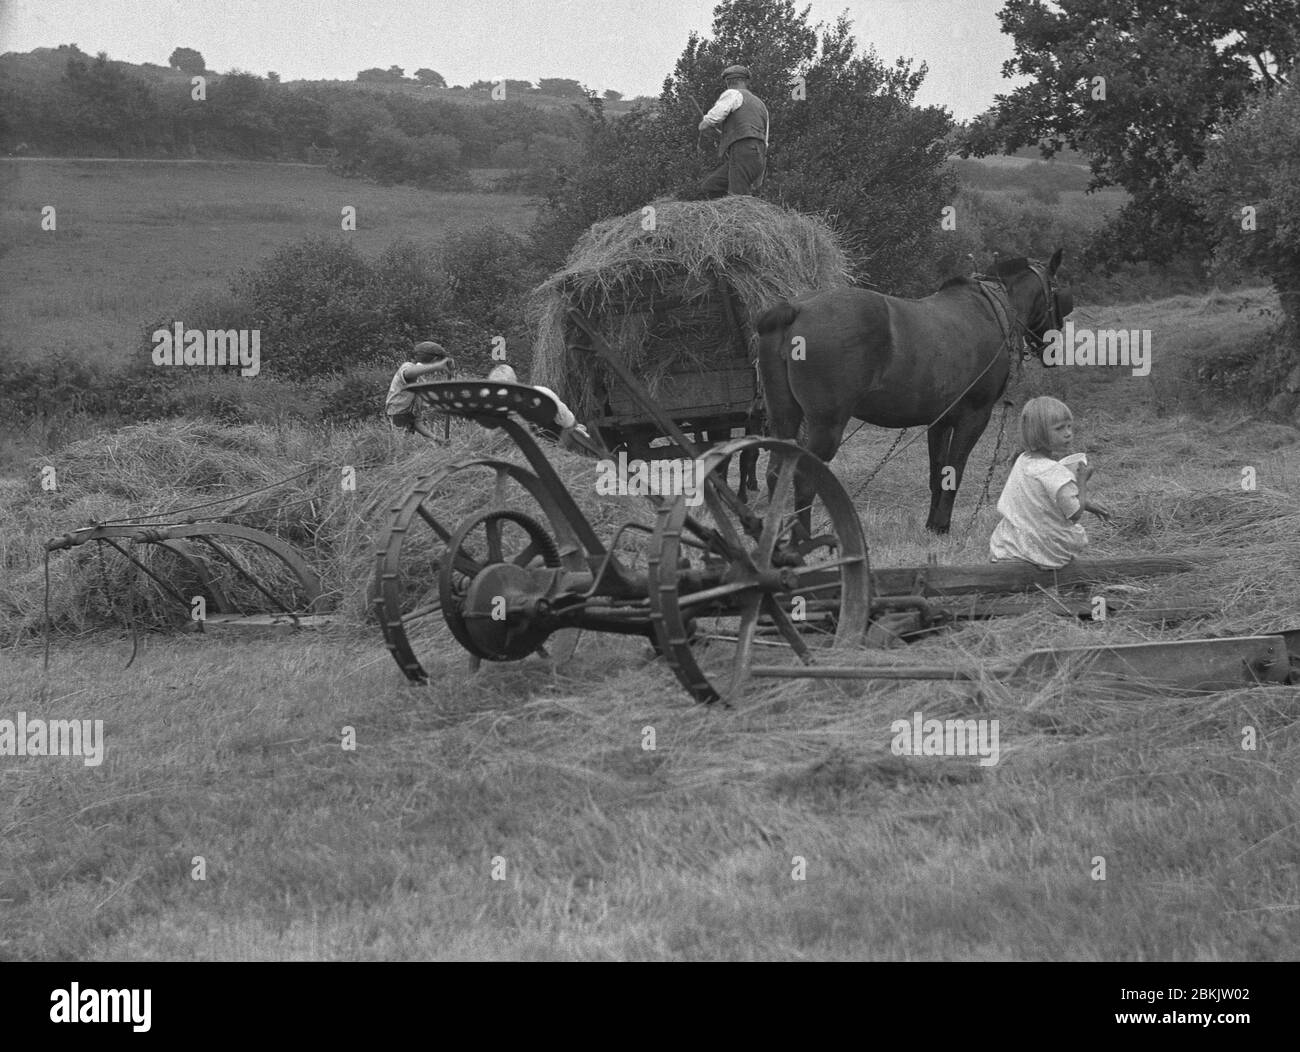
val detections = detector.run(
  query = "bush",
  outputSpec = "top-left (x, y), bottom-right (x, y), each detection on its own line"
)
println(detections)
top-left (438, 223), bottom-right (537, 362)
top-left (316, 366), bottom-right (394, 425)
top-left (1192, 81), bottom-right (1300, 351)
top-left (0, 351), bottom-right (110, 418)
top-left (140, 236), bottom-right (455, 380)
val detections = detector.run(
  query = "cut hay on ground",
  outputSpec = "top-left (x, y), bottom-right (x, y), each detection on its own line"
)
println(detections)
top-left (0, 419), bottom-right (637, 644)
top-left (529, 196), bottom-right (852, 421)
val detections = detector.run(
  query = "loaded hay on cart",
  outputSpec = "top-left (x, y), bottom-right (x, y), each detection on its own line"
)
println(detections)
top-left (529, 195), bottom-right (852, 456)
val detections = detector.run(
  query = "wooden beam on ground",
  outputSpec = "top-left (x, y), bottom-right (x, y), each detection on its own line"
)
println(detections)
top-left (1007, 635), bottom-right (1292, 693)
top-left (870, 556), bottom-right (1200, 597)
top-left (751, 634), bottom-right (1295, 692)
top-left (189, 613), bottom-right (338, 632)
top-left (935, 598), bottom-right (1215, 623)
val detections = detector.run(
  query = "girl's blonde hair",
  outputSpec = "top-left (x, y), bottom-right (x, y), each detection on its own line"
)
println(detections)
top-left (1021, 396), bottom-right (1072, 455)
top-left (487, 364), bottom-right (518, 383)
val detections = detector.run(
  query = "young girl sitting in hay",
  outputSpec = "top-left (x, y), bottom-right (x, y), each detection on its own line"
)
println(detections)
top-left (989, 396), bottom-right (1113, 569)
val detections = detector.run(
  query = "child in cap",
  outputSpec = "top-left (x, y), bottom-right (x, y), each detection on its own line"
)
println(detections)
top-left (989, 396), bottom-right (1113, 569)
top-left (386, 341), bottom-right (453, 438)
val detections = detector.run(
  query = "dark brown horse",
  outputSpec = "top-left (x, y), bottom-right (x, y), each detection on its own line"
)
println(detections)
top-left (755, 251), bottom-right (1072, 534)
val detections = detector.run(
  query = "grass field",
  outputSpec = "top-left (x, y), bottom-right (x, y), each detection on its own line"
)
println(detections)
top-left (4, 283), bottom-right (1300, 960)
top-left (2, 161), bottom-right (1298, 961)
top-left (0, 159), bottom-right (539, 368)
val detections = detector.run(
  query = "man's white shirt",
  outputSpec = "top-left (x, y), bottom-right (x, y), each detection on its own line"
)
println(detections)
top-left (701, 89), bottom-right (769, 144)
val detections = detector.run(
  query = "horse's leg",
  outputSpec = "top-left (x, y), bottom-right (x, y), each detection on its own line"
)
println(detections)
top-left (795, 420), bottom-right (845, 540)
top-left (928, 404), bottom-right (996, 533)
top-left (738, 399), bottom-right (764, 503)
top-left (925, 424), bottom-right (955, 533)
top-left (702, 426), bottom-right (738, 498)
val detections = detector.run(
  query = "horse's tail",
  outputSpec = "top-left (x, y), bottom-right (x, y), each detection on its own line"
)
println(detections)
top-left (755, 299), bottom-right (803, 442)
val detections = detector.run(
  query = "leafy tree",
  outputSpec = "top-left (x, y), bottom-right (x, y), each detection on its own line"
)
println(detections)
top-left (491, 140), bottom-right (529, 167)
top-left (414, 68), bottom-right (447, 87)
top-left (1192, 80), bottom-right (1300, 368)
top-left (537, 77), bottom-right (586, 98)
top-left (168, 47), bottom-right (205, 74)
top-left (469, 77), bottom-right (535, 95)
top-left (965, 0), bottom-right (1298, 268)
top-left (386, 65), bottom-right (406, 80)
top-left (358, 67), bottom-right (402, 83)
top-left (205, 71), bottom-right (277, 156)
top-left (535, 0), bottom-right (955, 293)
top-left (603, 89), bottom-right (624, 101)
top-left (64, 52), bottom-right (159, 153)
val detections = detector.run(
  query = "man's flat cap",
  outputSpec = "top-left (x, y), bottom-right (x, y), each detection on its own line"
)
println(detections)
top-left (721, 65), bottom-right (751, 80)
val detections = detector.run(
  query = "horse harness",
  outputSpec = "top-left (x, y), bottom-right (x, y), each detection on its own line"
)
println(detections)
top-left (973, 260), bottom-right (1070, 363)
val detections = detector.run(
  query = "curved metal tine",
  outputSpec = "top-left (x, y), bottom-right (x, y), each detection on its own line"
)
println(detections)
top-left (97, 537), bottom-right (196, 612)
top-left (759, 448), bottom-right (800, 563)
top-left (194, 535), bottom-right (299, 620)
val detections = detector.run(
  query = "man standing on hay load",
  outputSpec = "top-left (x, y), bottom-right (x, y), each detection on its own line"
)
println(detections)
top-left (698, 65), bottom-right (769, 198)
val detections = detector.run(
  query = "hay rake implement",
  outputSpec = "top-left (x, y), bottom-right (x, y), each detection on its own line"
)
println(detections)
top-left (45, 521), bottom-right (325, 629)
top-left (370, 310), bottom-right (1300, 702)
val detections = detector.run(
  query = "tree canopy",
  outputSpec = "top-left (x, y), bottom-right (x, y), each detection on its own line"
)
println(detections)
top-left (1192, 79), bottom-right (1300, 352)
top-left (535, 0), bottom-right (955, 294)
top-left (965, 0), bottom-right (1298, 266)
top-left (167, 47), bottom-right (205, 74)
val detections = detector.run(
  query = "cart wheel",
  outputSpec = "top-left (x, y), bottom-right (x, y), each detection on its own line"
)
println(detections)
top-left (647, 437), bottom-right (870, 704)
top-left (370, 458), bottom-right (587, 682)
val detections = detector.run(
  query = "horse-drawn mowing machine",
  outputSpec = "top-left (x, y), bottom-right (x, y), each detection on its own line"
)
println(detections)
top-left (370, 310), bottom-right (1300, 703)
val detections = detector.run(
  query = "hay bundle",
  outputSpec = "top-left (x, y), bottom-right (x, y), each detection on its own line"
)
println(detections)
top-left (529, 196), bottom-right (852, 421)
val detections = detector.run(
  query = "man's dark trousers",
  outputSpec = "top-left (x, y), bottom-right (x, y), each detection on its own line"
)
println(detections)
top-left (700, 139), bottom-right (766, 197)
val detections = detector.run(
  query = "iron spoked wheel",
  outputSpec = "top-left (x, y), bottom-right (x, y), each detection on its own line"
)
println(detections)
top-left (647, 437), bottom-right (870, 704)
top-left (438, 508), bottom-right (563, 662)
top-left (370, 458), bottom-right (587, 682)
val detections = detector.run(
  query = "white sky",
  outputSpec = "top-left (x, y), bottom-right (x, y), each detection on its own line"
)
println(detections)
top-left (0, 0), bottom-right (1022, 120)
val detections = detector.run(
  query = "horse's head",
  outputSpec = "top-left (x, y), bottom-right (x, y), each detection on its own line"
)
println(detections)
top-left (992, 249), bottom-right (1073, 357)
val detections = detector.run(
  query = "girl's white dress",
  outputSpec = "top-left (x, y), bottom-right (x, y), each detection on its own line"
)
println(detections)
top-left (988, 452), bottom-right (1086, 569)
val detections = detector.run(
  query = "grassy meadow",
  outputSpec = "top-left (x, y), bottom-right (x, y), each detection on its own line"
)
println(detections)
top-left (0, 159), bottom-right (539, 369)
top-left (2, 161), bottom-right (1299, 961)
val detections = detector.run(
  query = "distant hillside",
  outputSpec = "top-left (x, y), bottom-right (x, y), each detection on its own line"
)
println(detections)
top-left (287, 78), bottom-right (650, 116)
top-left (0, 46), bottom-right (647, 113)
top-left (0, 45), bottom-right (590, 187)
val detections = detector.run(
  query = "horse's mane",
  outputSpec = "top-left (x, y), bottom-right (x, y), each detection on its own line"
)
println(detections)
top-left (939, 275), bottom-right (976, 290)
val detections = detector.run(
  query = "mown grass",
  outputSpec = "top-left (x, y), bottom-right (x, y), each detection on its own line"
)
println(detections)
top-left (0, 159), bottom-right (539, 369)
top-left (3, 285), bottom-right (1300, 960)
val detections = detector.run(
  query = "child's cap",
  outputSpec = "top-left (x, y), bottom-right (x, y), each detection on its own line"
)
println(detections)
top-left (413, 340), bottom-right (448, 363)
top-left (488, 364), bottom-right (518, 383)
